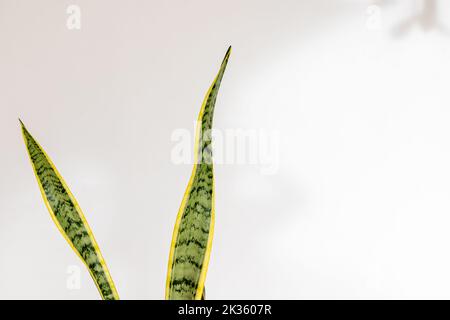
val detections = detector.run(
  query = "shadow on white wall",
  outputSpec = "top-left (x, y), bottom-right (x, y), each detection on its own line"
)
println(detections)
top-left (375, 0), bottom-right (449, 37)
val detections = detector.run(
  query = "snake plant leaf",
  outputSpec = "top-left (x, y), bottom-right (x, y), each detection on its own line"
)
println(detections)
top-left (166, 46), bottom-right (231, 300)
top-left (20, 120), bottom-right (119, 300)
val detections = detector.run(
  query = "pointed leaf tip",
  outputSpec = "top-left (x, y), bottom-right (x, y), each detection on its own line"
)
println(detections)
top-left (18, 119), bottom-right (27, 133)
top-left (225, 46), bottom-right (232, 58)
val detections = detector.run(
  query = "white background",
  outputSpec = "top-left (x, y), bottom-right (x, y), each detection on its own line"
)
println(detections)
top-left (1, 0), bottom-right (450, 299)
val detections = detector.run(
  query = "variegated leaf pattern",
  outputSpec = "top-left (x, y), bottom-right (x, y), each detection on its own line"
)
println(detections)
top-left (166, 47), bottom-right (231, 300)
top-left (20, 120), bottom-right (119, 300)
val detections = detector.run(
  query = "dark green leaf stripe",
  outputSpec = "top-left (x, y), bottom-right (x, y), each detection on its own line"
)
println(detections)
top-left (20, 121), bottom-right (119, 300)
top-left (166, 47), bottom-right (231, 300)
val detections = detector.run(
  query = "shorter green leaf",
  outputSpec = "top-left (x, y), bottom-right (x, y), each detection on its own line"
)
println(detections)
top-left (20, 120), bottom-right (119, 300)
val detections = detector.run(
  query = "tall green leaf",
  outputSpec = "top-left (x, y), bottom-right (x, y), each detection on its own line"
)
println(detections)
top-left (20, 120), bottom-right (119, 300)
top-left (166, 47), bottom-right (231, 300)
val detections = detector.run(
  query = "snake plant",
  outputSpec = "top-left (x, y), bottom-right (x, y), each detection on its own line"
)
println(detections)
top-left (20, 47), bottom-right (231, 300)
top-left (20, 120), bottom-right (119, 300)
top-left (166, 46), bottom-right (231, 300)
